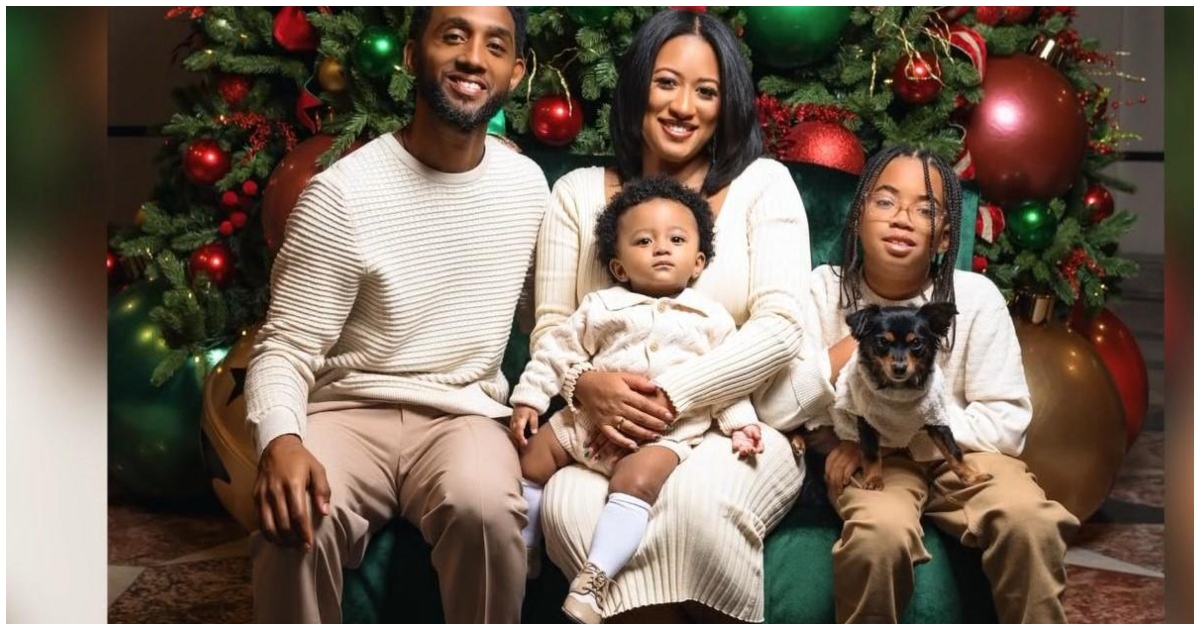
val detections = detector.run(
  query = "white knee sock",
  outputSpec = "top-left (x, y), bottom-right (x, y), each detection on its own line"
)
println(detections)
top-left (520, 478), bottom-right (544, 548)
top-left (585, 493), bottom-right (652, 578)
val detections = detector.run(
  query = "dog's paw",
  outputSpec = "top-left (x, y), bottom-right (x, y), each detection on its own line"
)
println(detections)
top-left (963, 471), bottom-right (993, 486)
top-left (863, 476), bottom-right (885, 491)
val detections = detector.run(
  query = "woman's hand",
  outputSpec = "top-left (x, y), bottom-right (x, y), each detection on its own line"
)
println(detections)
top-left (575, 371), bottom-right (674, 452)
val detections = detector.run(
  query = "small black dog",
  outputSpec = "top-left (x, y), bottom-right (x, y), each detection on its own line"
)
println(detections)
top-left (832, 302), bottom-right (992, 490)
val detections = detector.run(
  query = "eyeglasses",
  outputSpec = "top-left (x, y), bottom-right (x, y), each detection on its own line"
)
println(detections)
top-left (864, 194), bottom-right (943, 224)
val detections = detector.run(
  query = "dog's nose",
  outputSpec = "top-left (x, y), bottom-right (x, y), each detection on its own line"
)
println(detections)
top-left (891, 362), bottom-right (908, 377)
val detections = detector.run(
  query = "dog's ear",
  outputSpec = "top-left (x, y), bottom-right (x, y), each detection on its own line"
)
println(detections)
top-left (919, 302), bottom-right (958, 338)
top-left (845, 305), bottom-right (881, 340)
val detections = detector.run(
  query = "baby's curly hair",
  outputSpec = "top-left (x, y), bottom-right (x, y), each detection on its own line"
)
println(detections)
top-left (594, 176), bottom-right (717, 283)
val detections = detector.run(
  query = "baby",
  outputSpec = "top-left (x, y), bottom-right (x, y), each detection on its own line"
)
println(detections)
top-left (509, 176), bottom-right (762, 623)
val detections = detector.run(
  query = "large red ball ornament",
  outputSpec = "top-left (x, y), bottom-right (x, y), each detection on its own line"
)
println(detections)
top-left (262, 134), bottom-right (363, 253)
top-left (965, 54), bottom-right (1088, 206)
top-left (1069, 306), bottom-right (1150, 449)
top-left (782, 121), bottom-right (866, 175)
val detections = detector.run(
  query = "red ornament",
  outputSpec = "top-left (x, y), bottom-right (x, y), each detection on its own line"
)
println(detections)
top-left (219, 221), bottom-right (235, 236)
top-left (530, 95), bottom-right (585, 147)
top-left (935, 7), bottom-right (970, 21)
top-left (974, 6), bottom-right (1006, 25)
top-left (1069, 307), bottom-right (1150, 449)
top-left (1001, 6), bottom-right (1034, 24)
top-left (230, 211), bottom-right (248, 229)
top-left (241, 180), bottom-right (259, 197)
top-left (975, 202), bottom-right (1005, 243)
top-left (1083, 182), bottom-right (1115, 224)
top-left (183, 139), bottom-right (232, 186)
top-left (782, 121), bottom-right (865, 175)
top-left (220, 190), bottom-right (240, 210)
top-left (217, 74), bottom-right (253, 108)
top-left (972, 255), bottom-right (988, 273)
top-left (274, 7), bottom-right (319, 52)
top-left (262, 134), bottom-right (364, 252)
top-left (189, 242), bottom-right (235, 287)
top-left (107, 250), bottom-right (118, 279)
top-left (964, 54), bottom-right (1088, 205)
top-left (669, 6), bottom-right (707, 11)
top-left (891, 52), bottom-right (943, 105)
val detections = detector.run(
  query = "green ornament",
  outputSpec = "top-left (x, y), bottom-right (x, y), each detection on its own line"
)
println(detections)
top-left (108, 281), bottom-right (213, 502)
top-left (566, 6), bottom-right (616, 25)
top-left (354, 26), bottom-right (403, 78)
top-left (1006, 201), bottom-right (1057, 251)
top-left (487, 109), bottom-right (507, 137)
top-left (742, 6), bottom-right (852, 69)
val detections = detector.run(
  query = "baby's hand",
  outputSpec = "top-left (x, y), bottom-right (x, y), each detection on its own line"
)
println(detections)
top-left (731, 425), bottom-right (764, 459)
top-left (509, 405), bottom-right (540, 448)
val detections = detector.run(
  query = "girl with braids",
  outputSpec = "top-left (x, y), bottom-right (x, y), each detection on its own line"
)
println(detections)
top-left (787, 145), bottom-right (1079, 623)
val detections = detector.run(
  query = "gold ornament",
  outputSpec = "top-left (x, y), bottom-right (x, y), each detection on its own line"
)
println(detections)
top-left (201, 324), bottom-right (262, 532)
top-left (317, 57), bottom-right (348, 93)
top-left (1013, 293), bottom-right (1126, 522)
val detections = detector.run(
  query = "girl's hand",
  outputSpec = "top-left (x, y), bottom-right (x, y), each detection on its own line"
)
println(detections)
top-left (825, 440), bottom-right (865, 495)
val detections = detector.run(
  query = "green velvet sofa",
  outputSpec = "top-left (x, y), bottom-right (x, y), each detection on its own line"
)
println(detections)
top-left (341, 154), bottom-right (997, 623)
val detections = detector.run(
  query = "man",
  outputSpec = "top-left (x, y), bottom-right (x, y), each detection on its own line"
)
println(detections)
top-left (245, 7), bottom-right (547, 623)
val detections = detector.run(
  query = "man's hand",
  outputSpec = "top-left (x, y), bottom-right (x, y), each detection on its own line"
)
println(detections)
top-left (254, 435), bottom-right (331, 551)
top-left (731, 425), bottom-right (764, 459)
top-left (510, 404), bottom-right (540, 448)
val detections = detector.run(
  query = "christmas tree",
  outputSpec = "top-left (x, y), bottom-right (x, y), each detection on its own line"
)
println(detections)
top-left (110, 6), bottom-right (1142, 382)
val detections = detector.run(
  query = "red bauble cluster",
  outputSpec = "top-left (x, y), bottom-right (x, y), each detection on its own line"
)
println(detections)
top-left (189, 242), bottom-right (235, 287)
top-left (891, 52), bottom-right (942, 105)
top-left (781, 121), bottom-right (865, 175)
top-left (183, 139), bottom-right (231, 186)
top-left (218, 180), bottom-right (258, 235)
top-left (530, 94), bottom-right (584, 147)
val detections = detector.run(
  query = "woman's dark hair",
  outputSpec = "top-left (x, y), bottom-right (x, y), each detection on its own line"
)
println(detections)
top-left (836, 144), bottom-right (963, 320)
top-left (409, 7), bottom-right (528, 53)
top-left (610, 9), bottom-right (764, 196)
top-left (595, 175), bottom-right (717, 284)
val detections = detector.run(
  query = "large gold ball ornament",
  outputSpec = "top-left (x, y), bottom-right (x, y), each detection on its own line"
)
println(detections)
top-left (201, 324), bottom-right (262, 531)
top-left (1013, 294), bottom-right (1126, 522)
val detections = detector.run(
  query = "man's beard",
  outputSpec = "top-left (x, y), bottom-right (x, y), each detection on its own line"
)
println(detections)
top-left (415, 63), bottom-right (508, 134)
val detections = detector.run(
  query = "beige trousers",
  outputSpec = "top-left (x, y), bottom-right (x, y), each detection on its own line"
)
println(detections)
top-left (251, 402), bottom-right (527, 623)
top-left (831, 452), bottom-right (1080, 623)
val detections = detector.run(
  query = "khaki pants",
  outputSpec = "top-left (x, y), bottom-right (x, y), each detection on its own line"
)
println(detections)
top-left (831, 452), bottom-right (1080, 623)
top-left (251, 402), bottom-right (527, 623)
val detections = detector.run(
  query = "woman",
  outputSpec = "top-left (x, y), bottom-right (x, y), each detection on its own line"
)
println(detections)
top-left (532, 9), bottom-right (814, 622)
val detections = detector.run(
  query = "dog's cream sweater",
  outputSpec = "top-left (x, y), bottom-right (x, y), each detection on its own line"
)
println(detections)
top-left (832, 353), bottom-right (951, 454)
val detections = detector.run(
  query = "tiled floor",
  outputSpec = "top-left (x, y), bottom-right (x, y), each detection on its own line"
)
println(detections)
top-left (107, 285), bottom-right (1167, 623)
